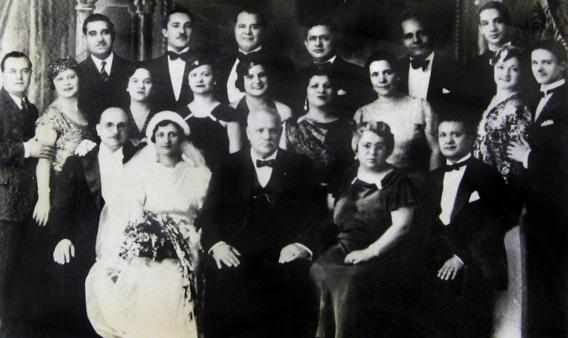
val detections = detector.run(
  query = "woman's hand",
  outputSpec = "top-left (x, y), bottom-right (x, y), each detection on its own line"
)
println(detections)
top-left (33, 197), bottom-right (50, 226)
top-left (437, 255), bottom-right (464, 281)
top-left (507, 138), bottom-right (530, 164)
top-left (344, 248), bottom-right (375, 265)
top-left (53, 239), bottom-right (75, 265)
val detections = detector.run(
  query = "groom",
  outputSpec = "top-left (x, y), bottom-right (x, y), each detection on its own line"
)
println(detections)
top-left (199, 108), bottom-right (324, 338)
top-left (44, 107), bottom-right (136, 337)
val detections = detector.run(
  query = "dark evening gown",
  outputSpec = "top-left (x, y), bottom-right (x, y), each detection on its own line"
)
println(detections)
top-left (178, 104), bottom-right (239, 170)
top-left (310, 170), bottom-right (418, 338)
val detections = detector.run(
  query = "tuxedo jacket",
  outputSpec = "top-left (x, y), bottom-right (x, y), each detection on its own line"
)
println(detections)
top-left (198, 149), bottom-right (325, 256)
top-left (50, 143), bottom-right (137, 255)
top-left (526, 82), bottom-right (568, 207)
top-left (0, 88), bottom-right (38, 222)
top-left (294, 56), bottom-right (371, 119)
top-left (397, 52), bottom-right (457, 111)
top-left (145, 54), bottom-right (194, 112)
top-left (417, 157), bottom-right (511, 289)
top-left (215, 49), bottom-right (295, 105)
top-left (79, 54), bottom-right (135, 125)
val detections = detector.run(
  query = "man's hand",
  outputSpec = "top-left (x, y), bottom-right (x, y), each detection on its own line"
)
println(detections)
top-left (507, 138), bottom-right (530, 163)
top-left (53, 239), bottom-right (75, 265)
top-left (344, 248), bottom-right (375, 265)
top-left (210, 242), bottom-right (241, 269)
top-left (437, 255), bottom-right (464, 281)
top-left (26, 138), bottom-right (54, 159)
top-left (278, 243), bottom-right (311, 264)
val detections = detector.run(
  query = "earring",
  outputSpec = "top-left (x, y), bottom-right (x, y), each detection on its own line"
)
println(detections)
top-left (303, 98), bottom-right (308, 112)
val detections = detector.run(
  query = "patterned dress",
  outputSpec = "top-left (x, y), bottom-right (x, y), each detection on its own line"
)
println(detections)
top-left (473, 94), bottom-right (531, 183)
top-left (36, 103), bottom-right (94, 172)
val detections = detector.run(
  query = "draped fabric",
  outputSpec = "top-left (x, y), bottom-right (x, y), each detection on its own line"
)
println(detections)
top-left (0, 0), bottom-right (75, 112)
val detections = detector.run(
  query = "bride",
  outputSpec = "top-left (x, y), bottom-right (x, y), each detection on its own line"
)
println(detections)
top-left (85, 111), bottom-right (211, 338)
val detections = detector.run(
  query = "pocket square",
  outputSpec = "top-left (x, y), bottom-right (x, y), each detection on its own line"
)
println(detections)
top-left (337, 89), bottom-right (347, 96)
top-left (540, 119), bottom-right (554, 127)
top-left (468, 191), bottom-right (480, 203)
top-left (442, 88), bottom-right (451, 94)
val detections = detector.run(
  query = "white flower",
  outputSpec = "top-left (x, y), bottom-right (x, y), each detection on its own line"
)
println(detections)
top-left (75, 140), bottom-right (97, 156)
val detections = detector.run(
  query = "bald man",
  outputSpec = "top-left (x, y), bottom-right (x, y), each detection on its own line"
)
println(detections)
top-left (199, 109), bottom-right (324, 338)
top-left (30, 107), bottom-right (136, 337)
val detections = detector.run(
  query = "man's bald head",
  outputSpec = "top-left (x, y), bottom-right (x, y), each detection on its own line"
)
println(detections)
top-left (246, 108), bottom-right (282, 158)
top-left (96, 107), bottom-right (129, 151)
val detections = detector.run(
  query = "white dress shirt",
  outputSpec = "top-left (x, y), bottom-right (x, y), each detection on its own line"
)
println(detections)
top-left (227, 46), bottom-right (262, 103)
top-left (91, 53), bottom-right (114, 75)
top-left (408, 52), bottom-right (434, 100)
top-left (439, 153), bottom-right (471, 226)
top-left (167, 46), bottom-right (190, 101)
top-left (98, 144), bottom-right (125, 204)
top-left (535, 78), bottom-right (565, 122)
top-left (251, 148), bottom-right (277, 188)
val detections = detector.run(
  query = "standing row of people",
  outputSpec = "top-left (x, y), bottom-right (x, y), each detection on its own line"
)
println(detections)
top-left (0, 1), bottom-right (566, 337)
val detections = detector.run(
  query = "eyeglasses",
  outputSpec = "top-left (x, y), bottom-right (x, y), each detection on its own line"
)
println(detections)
top-left (101, 122), bottom-right (127, 131)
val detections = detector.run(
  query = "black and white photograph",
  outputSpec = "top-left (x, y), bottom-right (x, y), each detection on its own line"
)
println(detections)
top-left (0, 0), bottom-right (567, 337)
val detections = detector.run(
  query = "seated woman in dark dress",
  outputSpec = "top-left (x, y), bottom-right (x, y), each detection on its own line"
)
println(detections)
top-left (125, 67), bottom-right (155, 143)
top-left (178, 56), bottom-right (241, 170)
top-left (281, 68), bottom-right (354, 188)
top-left (310, 122), bottom-right (418, 338)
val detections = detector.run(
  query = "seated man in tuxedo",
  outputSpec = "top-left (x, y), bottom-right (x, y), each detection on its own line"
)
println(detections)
top-left (79, 14), bottom-right (135, 125)
top-left (199, 108), bottom-right (322, 338)
top-left (507, 40), bottom-right (568, 337)
top-left (43, 107), bottom-right (136, 337)
top-left (215, 8), bottom-right (295, 105)
top-left (396, 10), bottom-right (457, 111)
top-left (293, 17), bottom-right (370, 118)
top-left (416, 112), bottom-right (511, 338)
top-left (146, 8), bottom-right (195, 111)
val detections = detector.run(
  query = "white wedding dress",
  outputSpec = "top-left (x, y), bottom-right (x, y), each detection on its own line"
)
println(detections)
top-left (85, 153), bottom-right (210, 338)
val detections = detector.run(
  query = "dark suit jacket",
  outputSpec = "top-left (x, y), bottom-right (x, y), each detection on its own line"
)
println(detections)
top-left (198, 149), bottom-right (325, 256)
top-left (526, 82), bottom-right (568, 208)
top-left (294, 56), bottom-right (371, 119)
top-left (417, 157), bottom-right (512, 290)
top-left (0, 88), bottom-right (38, 222)
top-left (397, 52), bottom-right (457, 111)
top-left (145, 54), bottom-right (195, 112)
top-left (50, 143), bottom-right (137, 248)
top-left (79, 53), bottom-right (135, 125)
top-left (215, 49), bottom-right (295, 105)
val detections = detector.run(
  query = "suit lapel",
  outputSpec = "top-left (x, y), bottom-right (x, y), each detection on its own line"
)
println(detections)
top-left (450, 164), bottom-right (474, 223)
top-left (81, 146), bottom-right (104, 209)
top-left (267, 151), bottom-right (287, 203)
top-left (535, 89), bottom-right (563, 125)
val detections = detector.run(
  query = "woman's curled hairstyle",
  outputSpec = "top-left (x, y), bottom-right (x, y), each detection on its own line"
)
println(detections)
top-left (351, 121), bottom-right (395, 157)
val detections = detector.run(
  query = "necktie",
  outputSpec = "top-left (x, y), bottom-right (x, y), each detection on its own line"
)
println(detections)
top-left (539, 87), bottom-right (561, 99)
top-left (410, 58), bottom-right (430, 71)
top-left (20, 97), bottom-right (30, 113)
top-left (256, 159), bottom-right (275, 168)
top-left (237, 51), bottom-right (261, 63)
top-left (167, 51), bottom-right (193, 62)
top-left (100, 61), bottom-right (109, 82)
top-left (444, 160), bottom-right (469, 172)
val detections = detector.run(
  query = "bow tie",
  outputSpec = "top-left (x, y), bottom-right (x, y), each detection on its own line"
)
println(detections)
top-left (444, 160), bottom-right (469, 172)
top-left (540, 87), bottom-right (561, 99)
top-left (167, 51), bottom-right (193, 62)
top-left (237, 51), bottom-right (261, 63)
top-left (256, 159), bottom-right (275, 168)
top-left (410, 58), bottom-right (430, 71)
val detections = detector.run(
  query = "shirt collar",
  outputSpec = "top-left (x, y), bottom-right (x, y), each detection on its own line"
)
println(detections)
top-left (314, 54), bottom-right (337, 65)
top-left (239, 46), bottom-right (262, 55)
top-left (167, 46), bottom-right (190, 54)
top-left (541, 78), bottom-right (566, 93)
top-left (446, 153), bottom-right (471, 166)
top-left (91, 52), bottom-right (114, 70)
top-left (354, 168), bottom-right (392, 190)
top-left (98, 144), bottom-right (124, 161)
top-left (251, 148), bottom-right (278, 165)
top-left (8, 92), bottom-right (24, 109)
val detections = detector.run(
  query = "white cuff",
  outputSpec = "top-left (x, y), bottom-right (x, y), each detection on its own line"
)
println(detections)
top-left (23, 141), bottom-right (30, 158)
top-left (208, 241), bottom-right (226, 255)
top-left (522, 150), bottom-right (531, 169)
top-left (294, 242), bottom-right (313, 259)
top-left (453, 254), bottom-right (464, 266)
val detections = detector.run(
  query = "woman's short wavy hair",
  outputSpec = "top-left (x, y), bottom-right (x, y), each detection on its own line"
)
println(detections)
top-left (235, 55), bottom-right (271, 93)
top-left (351, 121), bottom-right (395, 157)
top-left (48, 57), bottom-right (81, 89)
